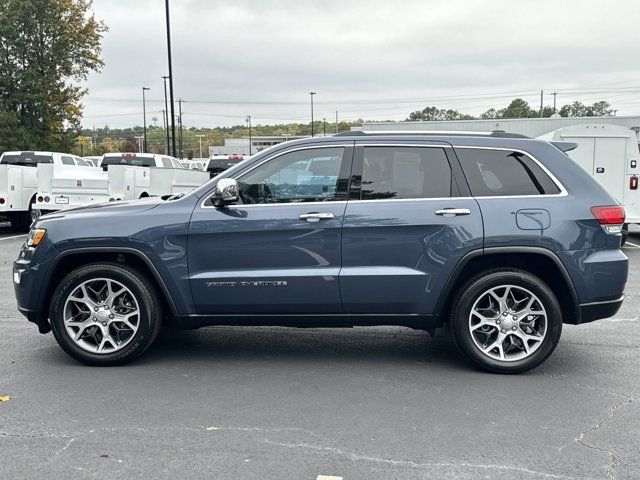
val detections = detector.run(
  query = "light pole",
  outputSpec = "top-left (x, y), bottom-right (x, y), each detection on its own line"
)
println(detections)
top-left (162, 76), bottom-right (170, 155)
top-left (246, 115), bottom-right (252, 156)
top-left (309, 92), bottom-right (316, 137)
top-left (196, 134), bottom-right (205, 159)
top-left (142, 87), bottom-right (150, 152)
top-left (164, 0), bottom-right (177, 157)
top-left (323, 117), bottom-right (326, 136)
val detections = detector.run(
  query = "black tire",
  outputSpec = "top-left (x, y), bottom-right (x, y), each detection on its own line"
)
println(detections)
top-left (9, 198), bottom-right (40, 231)
top-left (621, 223), bottom-right (629, 246)
top-left (449, 269), bottom-right (562, 374)
top-left (50, 262), bottom-right (163, 366)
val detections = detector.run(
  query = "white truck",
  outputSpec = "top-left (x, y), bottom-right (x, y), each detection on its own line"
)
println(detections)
top-left (99, 153), bottom-right (209, 200)
top-left (538, 124), bottom-right (640, 243)
top-left (0, 151), bottom-right (91, 229)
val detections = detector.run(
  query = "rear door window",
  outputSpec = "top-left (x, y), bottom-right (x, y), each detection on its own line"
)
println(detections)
top-left (61, 156), bottom-right (75, 165)
top-left (359, 146), bottom-right (454, 200)
top-left (455, 148), bottom-right (560, 196)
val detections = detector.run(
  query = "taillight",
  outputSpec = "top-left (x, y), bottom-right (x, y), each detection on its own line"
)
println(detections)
top-left (631, 176), bottom-right (638, 190)
top-left (0, 198), bottom-right (4, 205)
top-left (37, 196), bottom-right (43, 203)
top-left (591, 205), bottom-right (625, 234)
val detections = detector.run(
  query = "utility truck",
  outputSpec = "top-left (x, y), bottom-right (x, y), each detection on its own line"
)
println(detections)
top-left (0, 151), bottom-right (89, 229)
top-left (538, 124), bottom-right (640, 243)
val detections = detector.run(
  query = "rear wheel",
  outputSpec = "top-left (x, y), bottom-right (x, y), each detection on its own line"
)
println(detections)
top-left (10, 199), bottom-right (40, 231)
top-left (50, 263), bottom-right (162, 365)
top-left (449, 269), bottom-right (562, 374)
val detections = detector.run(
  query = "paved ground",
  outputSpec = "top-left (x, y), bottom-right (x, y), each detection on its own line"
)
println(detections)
top-left (1, 223), bottom-right (639, 480)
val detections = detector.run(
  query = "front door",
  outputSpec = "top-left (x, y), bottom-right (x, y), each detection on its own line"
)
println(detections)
top-left (340, 143), bottom-right (483, 314)
top-left (188, 145), bottom-right (353, 314)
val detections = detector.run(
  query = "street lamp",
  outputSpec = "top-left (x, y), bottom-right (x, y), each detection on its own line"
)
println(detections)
top-left (246, 115), bottom-right (252, 156)
top-left (162, 76), bottom-right (170, 155)
top-left (196, 134), bottom-right (205, 159)
top-left (142, 87), bottom-right (150, 152)
top-left (164, 0), bottom-right (177, 157)
top-left (309, 92), bottom-right (316, 137)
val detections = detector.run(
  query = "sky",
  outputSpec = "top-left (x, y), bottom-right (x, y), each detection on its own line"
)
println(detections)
top-left (81, 0), bottom-right (640, 129)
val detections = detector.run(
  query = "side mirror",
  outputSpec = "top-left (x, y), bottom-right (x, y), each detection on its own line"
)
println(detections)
top-left (212, 178), bottom-right (238, 207)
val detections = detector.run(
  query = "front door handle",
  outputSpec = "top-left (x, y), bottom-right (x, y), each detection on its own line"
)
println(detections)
top-left (299, 212), bottom-right (334, 222)
top-left (435, 208), bottom-right (471, 217)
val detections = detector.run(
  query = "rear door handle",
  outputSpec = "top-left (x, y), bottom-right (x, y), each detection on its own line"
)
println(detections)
top-left (435, 208), bottom-right (471, 217)
top-left (299, 212), bottom-right (334, 222)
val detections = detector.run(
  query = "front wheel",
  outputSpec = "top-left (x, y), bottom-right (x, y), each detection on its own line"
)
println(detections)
top-left (449, 269), bottom-right (562, 374)
top-left (50, 263), bottom-right (163, 365)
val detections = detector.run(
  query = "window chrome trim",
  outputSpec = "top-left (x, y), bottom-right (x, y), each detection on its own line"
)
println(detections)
top-left (200, 144), bottom-right (353, 209)
top-left (200, 143), bottom-right (568, 208)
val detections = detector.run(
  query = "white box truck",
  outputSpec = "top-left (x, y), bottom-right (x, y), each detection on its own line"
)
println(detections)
top-left (539, 124), bottom-right (640, 243)
top-left (0, 151), bottom-right (90, 229)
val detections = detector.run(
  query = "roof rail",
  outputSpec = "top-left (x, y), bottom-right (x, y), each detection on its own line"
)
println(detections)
top-left (336, 129), bottom-right (529, 139)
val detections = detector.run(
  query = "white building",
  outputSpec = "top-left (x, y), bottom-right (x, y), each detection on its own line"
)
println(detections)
top-left (209, 135), bottom-right (307, 157)
top-left (355, 115), bottom-right (640, 139)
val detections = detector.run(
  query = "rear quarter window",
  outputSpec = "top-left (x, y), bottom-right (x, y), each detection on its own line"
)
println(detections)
top-left (455, 148), bottom-right (561, 196)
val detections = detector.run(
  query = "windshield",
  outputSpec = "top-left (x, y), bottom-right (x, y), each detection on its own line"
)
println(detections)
top-left (101, 155), bottom-right (155, 170)
top-left (0, 153), bottom-right (53, 167)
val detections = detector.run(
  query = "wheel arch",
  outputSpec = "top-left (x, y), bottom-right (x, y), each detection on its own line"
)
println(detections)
top-left (39, 247), bottom-right (178, 319)
top-left (436, 247), bottom-right (580, 325)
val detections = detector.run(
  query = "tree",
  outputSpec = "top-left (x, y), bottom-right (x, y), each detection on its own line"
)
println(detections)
top-left (559, 100), bottom-right (613, 117)
top-left (0, 0), bottom-right (106, 152)
top-left (407, 106), bottom-right (475, 121)
top-left (497, 98), bottom-right (537, 119)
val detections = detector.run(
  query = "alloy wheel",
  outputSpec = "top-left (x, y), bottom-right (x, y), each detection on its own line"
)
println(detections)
top-left (63, 278), bottom-right (140, 354)
top-left (468, 284), bottom-right (547, 362)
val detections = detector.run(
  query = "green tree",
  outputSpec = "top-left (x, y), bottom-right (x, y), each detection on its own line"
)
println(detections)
top-left (497, 98), bottom-right (537, 118)
top-left (407, 106), bottom-right (475, 121)
top-left (0, 0), bottom-right (106, 152)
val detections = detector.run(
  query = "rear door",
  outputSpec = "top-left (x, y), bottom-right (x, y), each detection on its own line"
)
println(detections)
top-left (340, 142), bottom-right (483, 314)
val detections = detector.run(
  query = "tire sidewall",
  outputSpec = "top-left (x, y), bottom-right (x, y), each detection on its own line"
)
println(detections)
top-left (50, 264), bottom-right (158, 366)
top-left (451, 271), bottom-right (562, 374)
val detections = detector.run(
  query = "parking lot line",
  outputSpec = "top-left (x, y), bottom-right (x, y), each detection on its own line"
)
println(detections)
top-left (0, 234), bottom-right (27, 241)
top-left (316, 476), bottom-right (343, 480)
top-left (625, 241), bottom-right (640, 248)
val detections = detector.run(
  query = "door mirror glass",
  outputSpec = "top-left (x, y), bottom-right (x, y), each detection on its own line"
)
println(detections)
top-left (212, 178), bottom-right (238, 207)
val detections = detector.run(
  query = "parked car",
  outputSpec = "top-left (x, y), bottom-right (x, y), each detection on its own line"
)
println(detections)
top-left (205, 154), bottom-right (244, 178)
top-left (0, 151), bottom-right (88, 229)
top-left (13, 132), bottom-right (628, 372)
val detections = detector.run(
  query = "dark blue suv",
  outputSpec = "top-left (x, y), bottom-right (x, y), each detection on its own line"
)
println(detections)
top-left (13, 132), bottom-right (628, 373)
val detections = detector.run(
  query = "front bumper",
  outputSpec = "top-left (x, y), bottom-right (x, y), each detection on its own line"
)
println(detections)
top-left (578, 296), bottom-right (624, 324)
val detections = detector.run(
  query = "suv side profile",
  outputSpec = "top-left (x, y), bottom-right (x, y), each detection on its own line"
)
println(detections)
top-left (13, 132), bottom-right (628, 373)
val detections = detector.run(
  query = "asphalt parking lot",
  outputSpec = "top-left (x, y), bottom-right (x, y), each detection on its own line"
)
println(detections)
top-left (0, 225), bottom-right (639, 480)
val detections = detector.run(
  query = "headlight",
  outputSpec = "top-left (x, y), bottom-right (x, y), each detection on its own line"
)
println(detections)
top-left (26, 228), bottom-right (46, 247)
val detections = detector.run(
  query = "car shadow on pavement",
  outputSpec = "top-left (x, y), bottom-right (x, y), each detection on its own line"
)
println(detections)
top-left (137, 325), bottom-right (471, 370)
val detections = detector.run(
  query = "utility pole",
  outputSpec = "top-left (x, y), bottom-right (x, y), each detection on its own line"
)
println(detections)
top-left (335, 110), bottom-right (338, 134)
top-left (178, 99), bottom-right (184, 159)
top-left (309, 92), bottom-right (316, 137)
top-left (135, 136), bottom-right (144, 153)
top-left (552, 92), bottom-right (557, 114)
top-left (323, 117), bottom-right (326, 136)
top-left (162, 76), bottom-right (170, 155)
top-left (161, 109), bottom-right (167, 153)
top-left (196, 134), bottom-right (205, 159)
top-left (164, 0), bottom-right (177, 157)
top-left (246, 115), bottom-right (252, 155)
top-left (142, 87), bottom-right (150, 152)
top-left (540, 89), bottom-right (544, 118)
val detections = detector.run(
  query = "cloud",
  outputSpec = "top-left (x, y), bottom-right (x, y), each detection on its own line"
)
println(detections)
top-left (82, 0), bottom-right (640, 127)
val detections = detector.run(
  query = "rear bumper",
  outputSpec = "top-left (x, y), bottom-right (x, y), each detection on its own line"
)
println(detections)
top-left (578, 296), bottom-right (624, 324)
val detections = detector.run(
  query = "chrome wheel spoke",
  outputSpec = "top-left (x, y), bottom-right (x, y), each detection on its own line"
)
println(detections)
top-left (469, 284), bottom-right (547, 362)
top-left (64, 278), bottom-right (140, 355)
